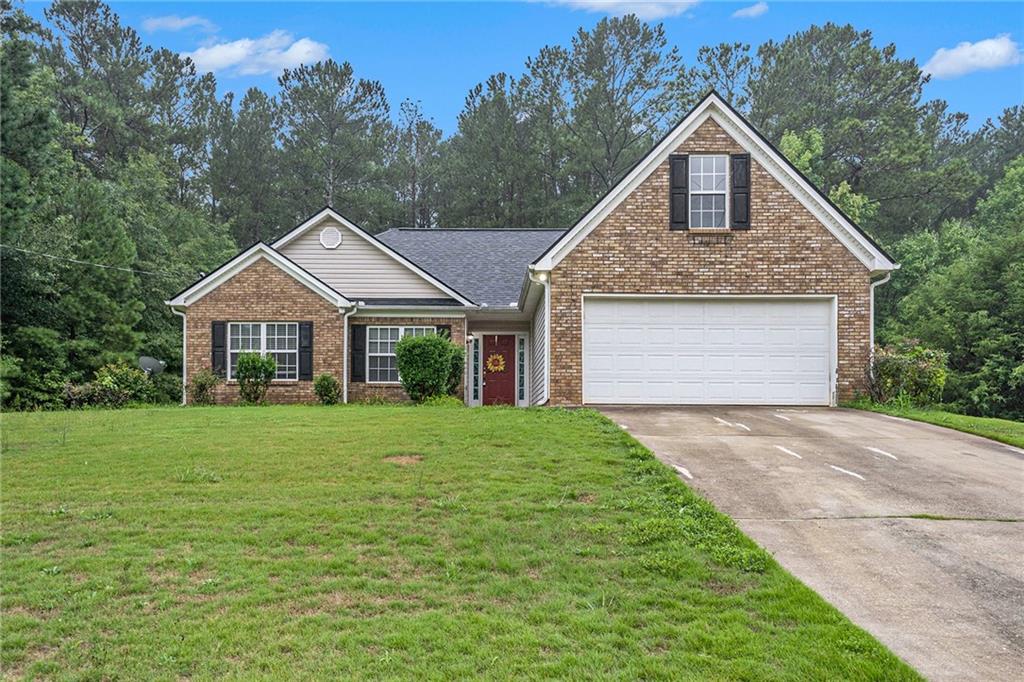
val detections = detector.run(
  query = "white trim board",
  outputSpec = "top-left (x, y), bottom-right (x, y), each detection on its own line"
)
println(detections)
top-left (533, 93), bottom-right (897, 276)
top-left (271, 207), bottom-right (476, 307)
top-left (165, 242), bottom-right (350, 308)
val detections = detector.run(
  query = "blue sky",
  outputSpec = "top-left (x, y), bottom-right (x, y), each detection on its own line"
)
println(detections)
top-left (26, 1), bottom-right (1024, 133)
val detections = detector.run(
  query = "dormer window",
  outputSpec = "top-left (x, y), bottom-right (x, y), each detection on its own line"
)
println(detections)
top-left (689, 155), bottom-right (728, 228)
top-left (668, 152), bottom-right (751, 231)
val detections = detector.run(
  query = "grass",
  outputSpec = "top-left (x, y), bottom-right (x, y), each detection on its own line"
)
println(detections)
top-left (2, 405), bottom-right (918, 679)
top-left (849, 401), bottom-right (1024, 449)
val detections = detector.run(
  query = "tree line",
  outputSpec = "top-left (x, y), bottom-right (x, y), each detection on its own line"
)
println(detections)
top-left (1, 0), bottom-right (1021, 416)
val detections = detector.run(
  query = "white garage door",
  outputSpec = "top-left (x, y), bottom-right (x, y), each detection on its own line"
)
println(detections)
top-left (583, 297), bottom-right (834, 405)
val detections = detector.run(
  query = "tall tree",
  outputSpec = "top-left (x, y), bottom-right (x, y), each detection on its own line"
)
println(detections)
top-left (390, 99), bottom-right (443, 228)
top-left (748, 23), bottom-right (979, 239)
top-left (210, 88), bottom-right (289, 244)
top-left (277, 59), bottom-right (394, 228)
top-left (41, 0), bottom-right (154, 174)
top-left (439, 73), bottom-right (545, 227)
top-left (562, 16), bottom-right (681, 193)
top-left (687, 42), bottom-right (752, 110)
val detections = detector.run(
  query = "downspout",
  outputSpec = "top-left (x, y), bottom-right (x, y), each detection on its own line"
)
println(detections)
top-left (171, 307), bottom-right (187, 405)
top-left (869, 272), bottom-right (892, 361)
top-left (341, 303), bottom-right (359, 404)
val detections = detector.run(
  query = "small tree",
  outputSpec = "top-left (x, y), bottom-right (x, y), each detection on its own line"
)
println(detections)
top-left (395, 334), bottom-right (464, 402)
top-left (235, 353), bottom-right (276, 404)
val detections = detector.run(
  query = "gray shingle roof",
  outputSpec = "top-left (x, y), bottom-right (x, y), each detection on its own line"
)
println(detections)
top-left (376, 228), bottom-right (566, 308)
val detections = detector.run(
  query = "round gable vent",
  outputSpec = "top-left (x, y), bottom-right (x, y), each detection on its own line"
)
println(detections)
top-left (319, 226), bottom-right (343, 249)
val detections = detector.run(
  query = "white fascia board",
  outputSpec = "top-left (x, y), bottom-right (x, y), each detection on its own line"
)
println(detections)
top-left (165, 242), bottom-right (350, 308)
top-left (535, 95), bottom-right (896, 274)
top-left (272, 207), bottom-right (477, 307)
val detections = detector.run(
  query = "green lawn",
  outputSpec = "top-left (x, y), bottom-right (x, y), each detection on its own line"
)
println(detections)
top-left (850, 402), bottom-right (1024, 449)
top-left (2, 406), bottom-right (916, 679)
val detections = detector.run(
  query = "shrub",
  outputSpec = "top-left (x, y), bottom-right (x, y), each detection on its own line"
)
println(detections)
top-left (395, 334), bottom-right (465, 402)
top-left (869, 340), bottom-right (948, 406)
top-left (150, 372), bottom-right (183, 404)
top-left (3, 326), bottom-right (69, 409)
top-left (419, 394), bottom-right (464, 408)
top-left (0, 354), bottom-right (22, 406)
top-left (188, 369), bottom-right (220, 406)
top-left (446, 346), bottom-right (465, 396)
top-left (235, 353), bottom-right (276, 404)
top-left (66, 362), bottom-right (155, 408)
top-left (313, 373), bottom-right (341, 405)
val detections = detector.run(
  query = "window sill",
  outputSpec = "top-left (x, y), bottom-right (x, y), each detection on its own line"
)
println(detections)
top-left (225, 379), bottom-right (301, 384)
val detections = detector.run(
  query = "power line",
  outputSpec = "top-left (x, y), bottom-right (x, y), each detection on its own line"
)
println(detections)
top-left (0, 244), bottom-right (185, 278)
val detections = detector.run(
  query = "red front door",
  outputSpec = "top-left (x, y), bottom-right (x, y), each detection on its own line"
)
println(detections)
top-left (482, 334), bottom-right (516, 406)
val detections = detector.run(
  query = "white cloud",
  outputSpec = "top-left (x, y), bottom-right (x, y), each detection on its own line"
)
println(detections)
top-left (182, 30), bottom-right (329, 76)
top-left (142, 15), bottom-right (217, 33)
top-left (547, 1), bottom-right (700, 21)
top-left (731, 2), bottom-right (767, 19)
top-left (923, 34), bottom-right (1023, 79)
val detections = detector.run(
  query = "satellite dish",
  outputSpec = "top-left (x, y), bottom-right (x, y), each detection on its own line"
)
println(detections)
top-left (139, 356), bottom-right (166, 376)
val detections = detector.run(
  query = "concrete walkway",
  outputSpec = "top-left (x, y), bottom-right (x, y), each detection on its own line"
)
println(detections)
top-left (600, 406), bottom-right (1024, 681)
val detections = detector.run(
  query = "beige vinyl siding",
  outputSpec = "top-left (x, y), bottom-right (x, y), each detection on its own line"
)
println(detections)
top-left (530, 292), bottom-right (548, 405)
top-left (278, 219), bottom-right (449, 299)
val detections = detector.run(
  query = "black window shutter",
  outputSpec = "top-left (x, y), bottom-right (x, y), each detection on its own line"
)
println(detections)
top-left (436, 324), bottom-right (451, 339)
top-left (350, 324), bottom-right (366, 382)
top-left (730, 153), bottom-right (751, 230)
top-left (298, 321), bottom-right (313, 380)
top-left (669, 154), bottom-right (688, 230)
top-left (211, 321), bottom-right (227, 378)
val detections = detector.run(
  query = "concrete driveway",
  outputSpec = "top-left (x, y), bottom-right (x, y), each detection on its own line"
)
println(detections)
top-left (599, 406), bottom-right (1024, 681)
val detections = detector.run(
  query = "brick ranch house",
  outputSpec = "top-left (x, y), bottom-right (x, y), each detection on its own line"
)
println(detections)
top-left (166, 92), bottom-right (897, 407)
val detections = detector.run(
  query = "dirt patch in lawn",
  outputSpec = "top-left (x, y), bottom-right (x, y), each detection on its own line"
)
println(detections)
top-left (384, 454), bottom-right (423, 465)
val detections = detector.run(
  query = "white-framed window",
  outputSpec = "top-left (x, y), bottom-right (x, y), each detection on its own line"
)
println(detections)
top-left (367, 326), bottom-right (436, 383)
top-left (228, 322), bottom-right (298, 380)
top-left (689, 155), bottom-right (728, 228)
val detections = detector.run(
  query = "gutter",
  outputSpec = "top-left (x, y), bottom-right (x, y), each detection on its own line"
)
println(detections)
top-left (170, 307), bottom-right (187, 405)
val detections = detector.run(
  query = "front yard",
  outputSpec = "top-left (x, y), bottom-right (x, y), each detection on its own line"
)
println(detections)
top-left (2, 406), bottom-right (916, 679)
top-left (850, 402), bottom-right (1024, 449)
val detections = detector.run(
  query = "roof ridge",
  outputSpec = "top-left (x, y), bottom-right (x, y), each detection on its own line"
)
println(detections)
top-left (391, 227), bottom-right (567, 232)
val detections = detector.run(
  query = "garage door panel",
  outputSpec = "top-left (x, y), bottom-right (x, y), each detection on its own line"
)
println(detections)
top-left (583, 298), bottom-right (833, 405)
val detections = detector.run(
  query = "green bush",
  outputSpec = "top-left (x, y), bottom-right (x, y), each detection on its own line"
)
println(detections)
top-left (3, 326), bottom-right (69, 409)
top-left (0, 354), bottom-right (22, 406)
top-left (235, 353), bottom-right (276, 404)
top-left (869, 340), bottom-right (948, 405)
top-left (66, 362), bottom-right (155, 408)
top-left (188, 369), bottom-right (220, 406)
top-left (395, 334), bottom-right (465, 402)
top-left (313, 373), bottom-right (341, 405)
top-left (419, 394), bottom-right (464, 408)
top-left (150, 372), bottom-right (183, 404)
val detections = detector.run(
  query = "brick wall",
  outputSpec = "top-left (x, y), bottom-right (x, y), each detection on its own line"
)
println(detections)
top-left (347, 316), bottom-right (467, 403)
top-left (184, 258), bottom-right (345, 404)
top-left (548, 118), bottom-right (872, 405)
